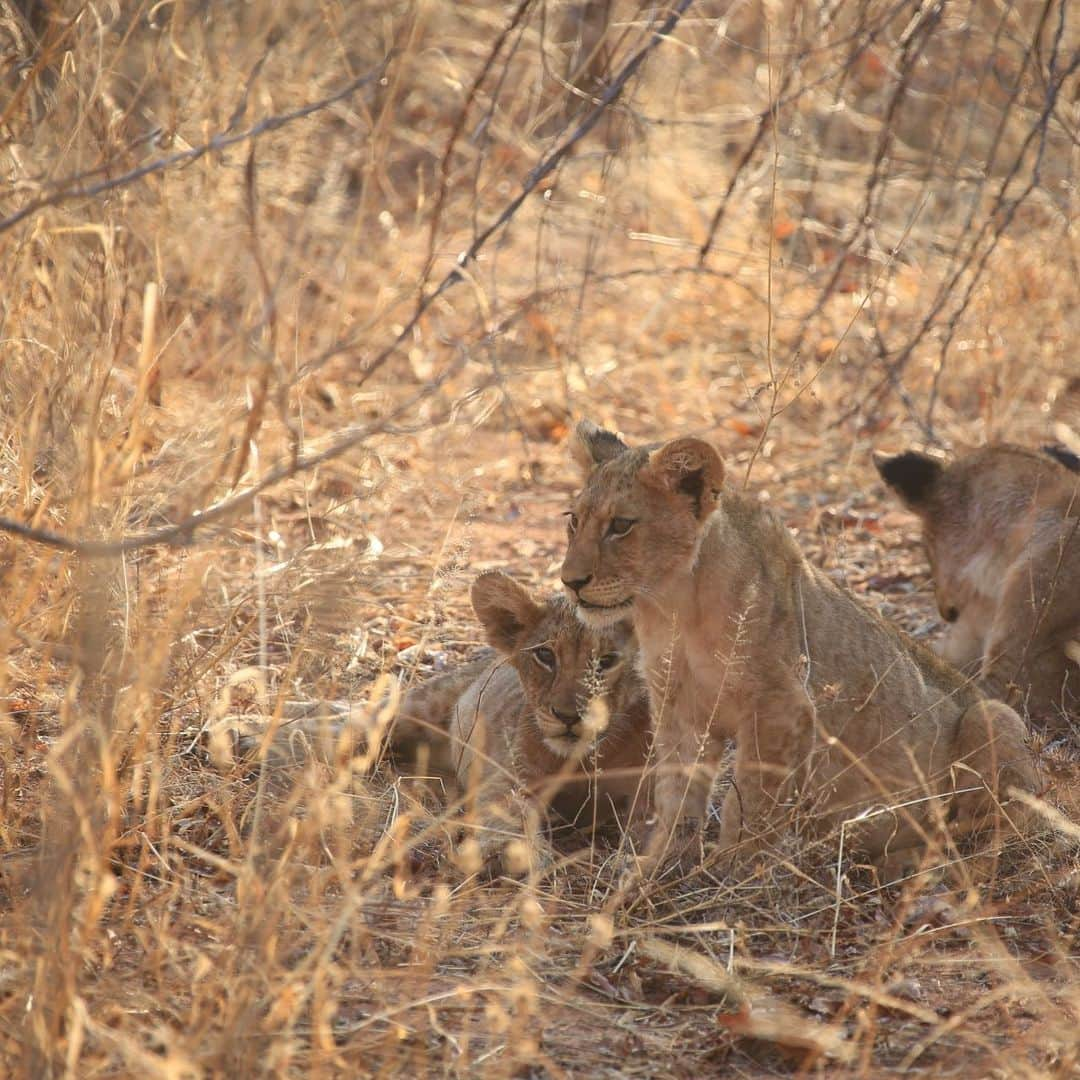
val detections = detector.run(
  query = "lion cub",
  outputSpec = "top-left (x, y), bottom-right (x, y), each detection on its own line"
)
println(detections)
top-left (243, 572), bottom-right (651, 875)
top-left (876, 444), bottom-right (1079, 734)
top-left (561, 421), bottom-right (1040, 875)
top-left (452, 571), bottom-right (651, 874)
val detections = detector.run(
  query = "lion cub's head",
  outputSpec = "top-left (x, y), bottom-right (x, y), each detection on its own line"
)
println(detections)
top-left (874, 444), bottom-right (1078, 629)
top-left (559, 420), bottom-right (725, 627)
top-left (470, 571), bottom-right (642, 757)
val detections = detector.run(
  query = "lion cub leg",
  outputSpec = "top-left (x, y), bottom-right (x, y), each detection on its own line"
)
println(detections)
top-left (879, 699), bottom-right (1042, 884)
top-left (947, 698), bottom-right (1041, 845)
top-left (458, 774), bottom-right (555, 879)
top-left (645, 713), bottom-right (718, 871)
top-left (453, 716), bottom-right (554, 879)
top-left (719, 684), bottom-right (816, 865)
top-left (876, 702), bottom-right (1039, 882)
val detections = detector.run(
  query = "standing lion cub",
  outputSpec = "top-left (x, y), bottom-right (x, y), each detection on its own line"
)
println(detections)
top-left (876, 444), bottom-right (1079, 734)
top-left (560, 421), bottom-right (1040, 874)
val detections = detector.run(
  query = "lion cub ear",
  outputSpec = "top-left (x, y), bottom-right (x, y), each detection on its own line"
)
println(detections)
top-left (873, 450), bottom-right (944, 509)
top-left (1043, 443), bottom-right (1080, 473)
top-left (641, 437), bottom-right (724, 520)
top-left (471, 572), bottom-right (546, 654)
top-left (570, 419), bottom-right (630, 477)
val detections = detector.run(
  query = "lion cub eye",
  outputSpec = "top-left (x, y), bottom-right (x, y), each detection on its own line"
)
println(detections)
top-left (942, 606), bottom-right (960, 623)
top-left (564, 512), bottom-right (579, 536)
top-left (596, 653), bottom-right (620, 672)
top-left (532, 646), bottom-right (556, 671)
top-left (606, 517), bottom-right (635, 539)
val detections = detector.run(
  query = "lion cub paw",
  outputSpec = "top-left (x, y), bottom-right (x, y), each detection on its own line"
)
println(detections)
top-left (453, 834), bottom-right (555, 882)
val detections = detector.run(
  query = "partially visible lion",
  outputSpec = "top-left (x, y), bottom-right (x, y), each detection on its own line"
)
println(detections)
top-left (239, 571), bottom-right (652, 876)
top-left (560, 420), bottom-right (1040, 876)
top-left (876, 444), bottom-right (1080, 734)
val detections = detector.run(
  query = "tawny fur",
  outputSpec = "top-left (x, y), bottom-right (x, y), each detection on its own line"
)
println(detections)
top-left (876, 444), bottom-right (1080, 734)
top-left (561, 421), bottom-right (1041, 874)
top-left (236, 655), bottom-right (495, 778)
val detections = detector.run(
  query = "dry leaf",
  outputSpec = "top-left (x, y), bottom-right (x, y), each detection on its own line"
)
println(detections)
top-left (816, 337), bottom-right (840, 361)
top-left (727, 417), bottom-right (762, 438)
top-left (773, 216), bottom-right (797, 241)
top-left (716, 1000), bottom-right (851, 1062)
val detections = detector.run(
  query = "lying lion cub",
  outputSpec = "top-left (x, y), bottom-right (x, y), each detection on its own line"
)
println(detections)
top-left (451, 571), bottom-right (651, 873)
top-left (875, 443), bottom-right (1080, 734)
top-left (561, 421), bottom-right (1040, 874)
top-left (241, 571), bottom-right (651, 875)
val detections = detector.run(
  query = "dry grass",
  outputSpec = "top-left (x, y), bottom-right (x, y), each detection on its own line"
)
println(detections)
top-left (2, 0), bottom-right (1080, 1074)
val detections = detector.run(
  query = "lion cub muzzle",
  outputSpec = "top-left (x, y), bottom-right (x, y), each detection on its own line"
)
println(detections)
top-left (537, 706), bottom-right (588, 754)
top-left (561, 545), bottom-right (635, 625)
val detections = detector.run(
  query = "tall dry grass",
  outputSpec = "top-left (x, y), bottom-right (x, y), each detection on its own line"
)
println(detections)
top-left (1, 0), bottom-right (1079, 1074)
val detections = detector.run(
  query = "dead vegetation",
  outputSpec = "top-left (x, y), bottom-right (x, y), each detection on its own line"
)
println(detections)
top-left (1, 0), bottom-right (1079, 1074)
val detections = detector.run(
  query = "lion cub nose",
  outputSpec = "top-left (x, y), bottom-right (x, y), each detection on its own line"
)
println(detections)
top-left (561, 574), bottom-right (592, 594)
top-left (551, 708), bottom-right (580, 730)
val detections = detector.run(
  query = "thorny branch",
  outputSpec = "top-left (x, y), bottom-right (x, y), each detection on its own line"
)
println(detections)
top-left (835, 30), bottom-right (1080, 434)
top-left (416, 0), bottom-right (536, 301)
top-left (346, 0), bottom-right (698, 392)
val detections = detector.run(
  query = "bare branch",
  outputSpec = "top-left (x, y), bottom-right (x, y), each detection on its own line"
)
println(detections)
top-left (0, 55), bottom-right (393, 236)
top-left (0, 353), bottom-right (477, 558)
top-left (346, 0), bottom-right (696, 391)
